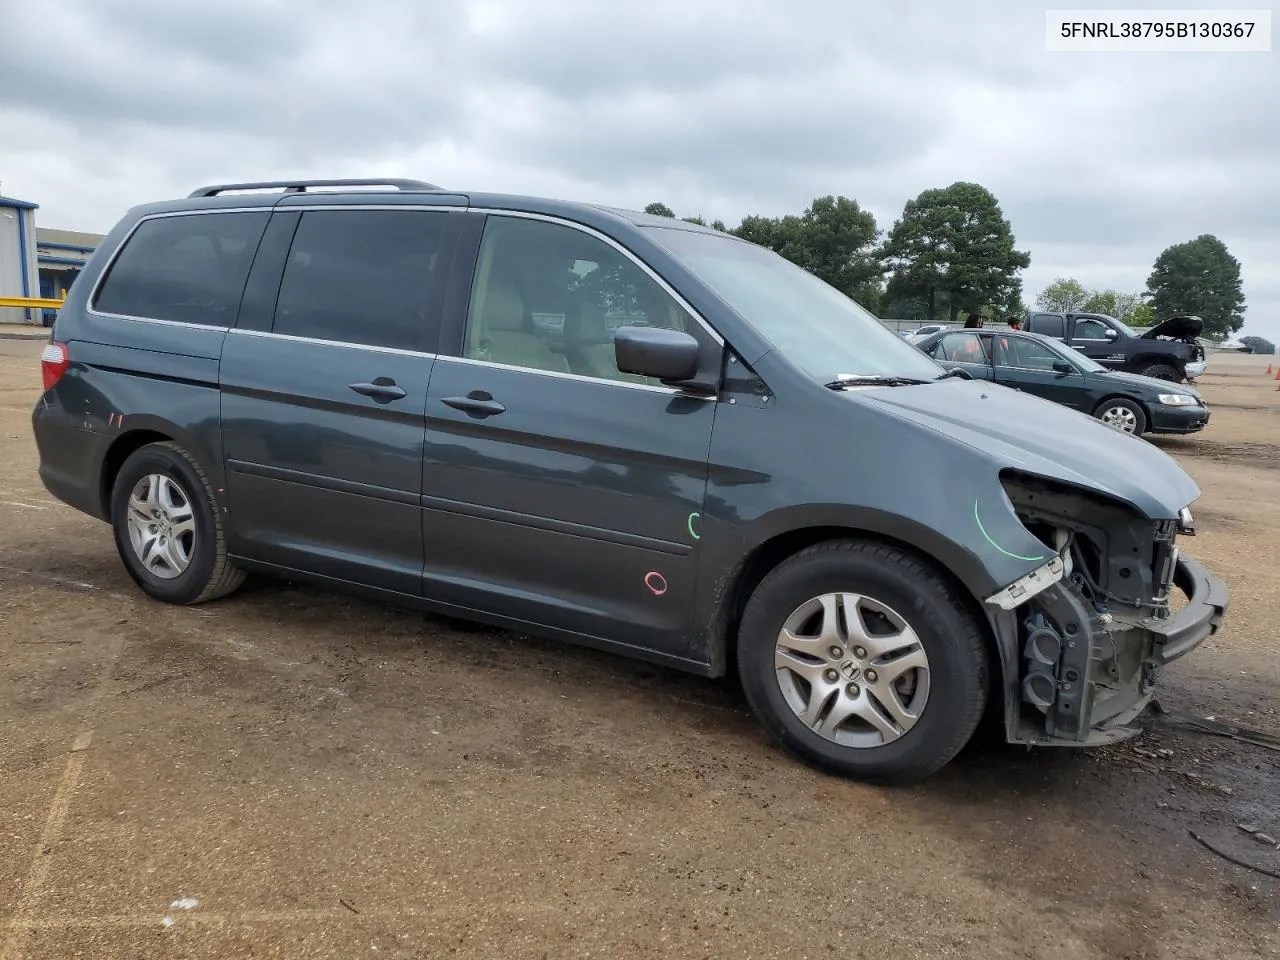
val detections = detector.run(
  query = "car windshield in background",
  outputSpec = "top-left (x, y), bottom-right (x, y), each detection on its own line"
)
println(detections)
top-left (649, 227), bottom-right (944, 382)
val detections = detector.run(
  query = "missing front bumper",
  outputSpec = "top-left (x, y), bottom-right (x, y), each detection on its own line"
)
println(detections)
top-left (996, 556), bottom-right (1228, 747)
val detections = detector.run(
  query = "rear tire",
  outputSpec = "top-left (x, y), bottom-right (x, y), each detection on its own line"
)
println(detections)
top-left (1136, 363), bottom-right (1180, 382)
top-left (1094, 397), bottom-right (1147, 436)
top-left (736, 539), bottom-right (988, 785)
top-left (110, 441), bottom-right (245, 605)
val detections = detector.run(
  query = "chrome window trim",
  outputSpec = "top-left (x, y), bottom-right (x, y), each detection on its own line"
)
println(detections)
top-left (86, 207), bottom-right (272, 329)
top-left (466, 207), bottom-right (725, 348)
top-left (226, 326), bottom-right (439, 360)
top-left (436, 354), bottom-right (716, 399)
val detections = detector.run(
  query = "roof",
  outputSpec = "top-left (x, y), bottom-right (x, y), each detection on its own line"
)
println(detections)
top-left (0, 195), bottom-right (38, 210)
top-left (36, 227), bottom-right (103, 250)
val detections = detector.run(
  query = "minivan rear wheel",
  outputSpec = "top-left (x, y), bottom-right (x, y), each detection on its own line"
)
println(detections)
top-left (110, 441), bottom-right (245, 604)
top-left (736, 539), bottom-right (988, 784)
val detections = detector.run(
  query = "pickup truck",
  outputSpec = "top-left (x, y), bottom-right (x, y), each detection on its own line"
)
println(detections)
top-left (1024, 312), bottom-right (1206, 383)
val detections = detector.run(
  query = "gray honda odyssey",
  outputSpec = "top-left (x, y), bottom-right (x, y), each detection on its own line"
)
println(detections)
top-left (31, 178), bottom-right (1228, 783)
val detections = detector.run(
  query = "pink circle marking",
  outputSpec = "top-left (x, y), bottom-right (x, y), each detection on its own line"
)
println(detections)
top-left (644, 571), bottom-right (668, 596)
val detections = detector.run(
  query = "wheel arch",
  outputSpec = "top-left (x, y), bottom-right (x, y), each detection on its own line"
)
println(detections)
top-left (707, 515), bottom-right (1008, 724)
top-left (98, 417), bottom-right (218, 519)
top-left (1092, 393), bottom-right (1152, 426)
top-left (1131, 353), bottom-right (1183, 375)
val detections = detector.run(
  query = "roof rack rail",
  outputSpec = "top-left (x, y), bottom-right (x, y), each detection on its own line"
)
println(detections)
top-left (187, 178), bottom-right (441, 198)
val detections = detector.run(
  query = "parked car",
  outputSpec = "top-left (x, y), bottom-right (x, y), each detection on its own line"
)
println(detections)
top-left (1024, 311), bottom-right (1206, 383)
top-left (32, 178), bottom-right (1227, 784)
top-left (903, 322), bottom-right (955, 345)
top-left (915, 328), bottom-right (1211, 437)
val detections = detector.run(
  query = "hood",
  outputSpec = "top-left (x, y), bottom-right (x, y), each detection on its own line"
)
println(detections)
top-left (1142, 315), bottom-right (1203, 340)
top-left (1086, 368), bottom-right (1203, 400)
top-left (853, 380), bottom-right (1200, 519)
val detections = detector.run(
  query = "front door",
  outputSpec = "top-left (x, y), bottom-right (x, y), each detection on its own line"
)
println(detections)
top-left (990, 334), bottom-right (1088, 411)
top-left (1067, 316), bottom-right (1123, 368)
top-left (419, 213), bottom-right (719, 656)
top-left (925, 331), bottom-right (995, 380)
top-left (220, 207), bottom-right (461, 594)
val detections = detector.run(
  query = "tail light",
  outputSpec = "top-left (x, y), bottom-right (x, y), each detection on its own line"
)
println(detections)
top-left (41, 341), bottom-right (70, 390)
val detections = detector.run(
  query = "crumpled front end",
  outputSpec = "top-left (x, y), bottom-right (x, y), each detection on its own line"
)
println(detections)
top-left (986, 472), bottom-right (1229, 746)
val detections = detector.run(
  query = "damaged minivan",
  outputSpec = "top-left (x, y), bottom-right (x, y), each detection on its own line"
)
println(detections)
top-left (32, 179), bottom-right (1229, 783)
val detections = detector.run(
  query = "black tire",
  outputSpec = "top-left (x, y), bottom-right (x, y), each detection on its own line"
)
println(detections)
top-left (1136, 363), bottom-right (1180, 382)
top-left (736, 539), bottom-right (988, 785)
top-left (110, 441), bottom-right (245, 605)
top-left (1093, 396), bottom-right (1148, 436)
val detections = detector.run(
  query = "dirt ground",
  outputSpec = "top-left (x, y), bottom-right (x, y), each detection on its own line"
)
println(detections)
top-left (1, 335), bottom-right (1277, 960)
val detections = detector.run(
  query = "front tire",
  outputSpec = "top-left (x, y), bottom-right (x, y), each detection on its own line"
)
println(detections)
top-left (1094, 397), bottom-right (1147, 436)
top-left (1136, 363), bottom-right (1180, 382)
top-left (110, 441), bottom-right (245, 604)
top-left (736, 539), bottom-right (988, 785)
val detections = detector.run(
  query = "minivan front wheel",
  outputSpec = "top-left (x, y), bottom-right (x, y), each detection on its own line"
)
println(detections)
top-left (110, 441), bottom-right (245, 605)
top-left (737, 539), bottom-right (988, 784)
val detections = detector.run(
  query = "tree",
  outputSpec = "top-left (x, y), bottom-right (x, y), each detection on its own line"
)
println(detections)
top-left (730, 196), bottom-right (884, 311)
top-left (1035, 278), bottom-right (1089, 313)
top-left (880, 182), bottom-right (1030, 324)
top-left (643, 202), bottom-right (675, 218)
top-left (1240, 335), bottom-right (1276, 355)
top-left (1081, 289), bottom-right (1141, 321)
top-left (1145, 234), bottom-right (1246, 338)
top-left (1127, 302), bottom-right (1155, 328)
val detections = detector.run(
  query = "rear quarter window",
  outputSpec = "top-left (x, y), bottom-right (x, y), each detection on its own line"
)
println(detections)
top-left (93, 212), bottom-right (269, 327)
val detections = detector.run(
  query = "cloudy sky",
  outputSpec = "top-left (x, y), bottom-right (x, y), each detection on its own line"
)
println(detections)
top-left (2, 0), bottom-right (1276, 342)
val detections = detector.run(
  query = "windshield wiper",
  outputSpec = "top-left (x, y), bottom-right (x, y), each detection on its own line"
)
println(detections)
top-left (824, 374), bottom-right (932, 390)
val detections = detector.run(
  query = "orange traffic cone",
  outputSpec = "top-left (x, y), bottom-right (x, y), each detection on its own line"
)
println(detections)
top-left (1268, 362), bottom-right (1274, 375)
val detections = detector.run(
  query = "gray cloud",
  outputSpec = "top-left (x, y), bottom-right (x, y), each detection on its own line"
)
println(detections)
top-left (1, 0), bottom-right (1275, 342)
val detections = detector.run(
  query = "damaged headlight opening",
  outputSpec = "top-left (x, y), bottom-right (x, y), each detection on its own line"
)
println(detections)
top-left (986, 471), bottom-right (1194, 745)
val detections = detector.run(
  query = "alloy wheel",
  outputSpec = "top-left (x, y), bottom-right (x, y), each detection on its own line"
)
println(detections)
top-left (124, 473), bottom-right (196, 579)
top-left (1100, 405), bottom-right (1139, 433)
top-left (773, 592), bottom-right (931, 748)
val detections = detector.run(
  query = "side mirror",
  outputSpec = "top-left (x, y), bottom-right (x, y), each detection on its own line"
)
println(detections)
top-left (615, 326), bottom-right (700, 382)
top-left (1052, 360), bottom-right (1074, 375)
top-left (1103, 328), bottom-right (1119, 340)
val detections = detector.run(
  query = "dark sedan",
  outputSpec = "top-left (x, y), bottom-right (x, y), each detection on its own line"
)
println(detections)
top-left (914, 328), bottom-right (1210, 437)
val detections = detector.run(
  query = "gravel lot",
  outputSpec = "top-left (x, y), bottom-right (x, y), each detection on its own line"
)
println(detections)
top-left (2, 336), bottom-right (1278, 959)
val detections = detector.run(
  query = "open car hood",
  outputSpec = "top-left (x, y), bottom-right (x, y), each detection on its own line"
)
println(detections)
top-left (1142, 315), bottom-right (1203, 340)
top-left (855, 380), bottom-right (1200, 520)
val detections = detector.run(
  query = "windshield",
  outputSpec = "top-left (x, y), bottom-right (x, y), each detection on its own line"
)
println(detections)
top-left (1094, 313), bottom-right (1138, 337)
top-left (648, 228), bottom-right (944, 381)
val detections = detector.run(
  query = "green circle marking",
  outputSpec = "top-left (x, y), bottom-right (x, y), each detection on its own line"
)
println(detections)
top-left (688, 512), bottom-right (701, 540)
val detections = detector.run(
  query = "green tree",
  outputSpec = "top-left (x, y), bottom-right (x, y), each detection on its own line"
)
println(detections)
top-left (643, 202), bottom-right (675, 218)
top-left (1127, 302), bottom-right (1155, 328)
top-left (681, 215), bottom-right (707, 226)
top-left (1240, 335), bottom-right (1276, 355)
top-left (730, 196), bottom-right (883, 311)
top-left (1145, 234), bottom-right (1246, 338)
top-left (880, 182), bottom-right (1030, 324)
top-left (1081, 289), bottom-right (1141, 321)
top-left (1035, 278), bottom-right (1089, 313)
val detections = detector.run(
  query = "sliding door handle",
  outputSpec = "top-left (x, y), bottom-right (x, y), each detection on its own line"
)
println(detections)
top-left (349, 378), bottom-right (407, 403)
